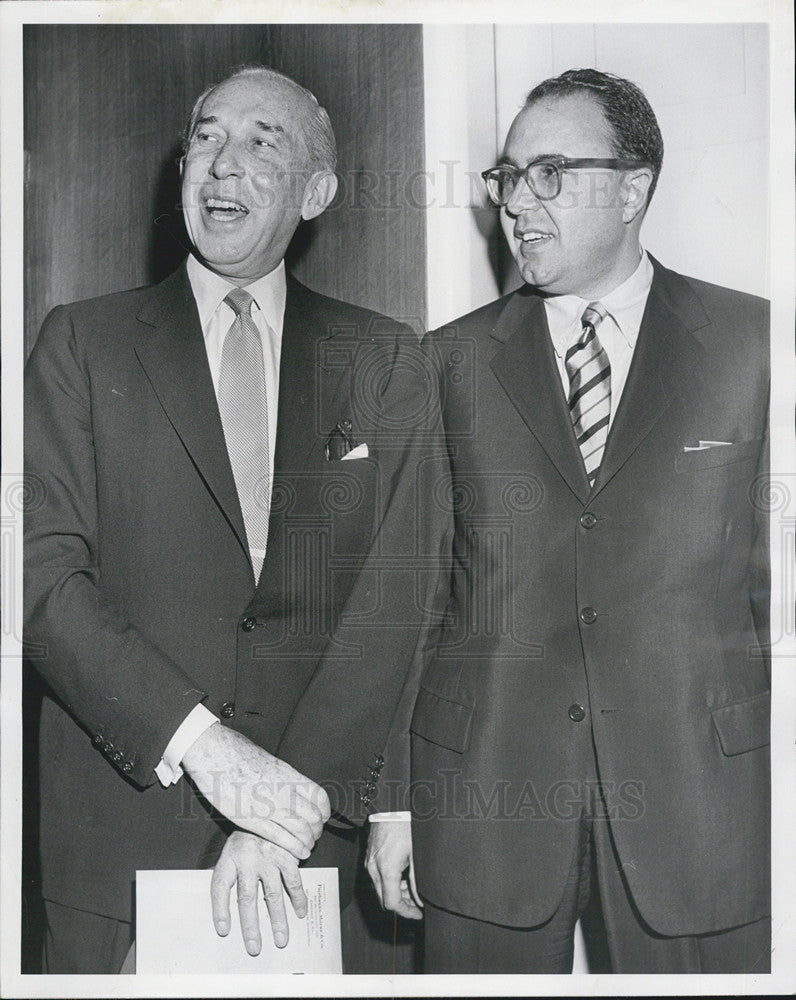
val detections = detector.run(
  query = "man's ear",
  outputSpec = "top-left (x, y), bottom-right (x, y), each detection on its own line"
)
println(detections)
top-left (620, 167), bottom-right (653, 223)
top-left (178, 155), bottom-right (185, 178)
top-left (301, 170), bottom-right (338, 221)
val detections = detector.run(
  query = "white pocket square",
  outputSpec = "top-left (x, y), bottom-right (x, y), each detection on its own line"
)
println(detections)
top-left (342, 443), bottom-right (369, 460)
top-left (683, 440), bottom-right (733, 452)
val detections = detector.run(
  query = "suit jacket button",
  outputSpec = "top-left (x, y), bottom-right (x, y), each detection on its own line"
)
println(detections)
top-left (374, 755), bottom-right (384, 766)
top-left (92, 734), bottom-right (103, 747)
top-left (580, 512), bottom-right (597, 529)
top-left (580, 607), bottom-right (597, 624)
top-left (568, 704), bottom-right (586, 722)
top-left (220, 702), bottom-right (236, 719)
top-left (365, 781), bottom-right (377, 794)
top-left (122, 761), bottom-right (133, 773)
top-left (240, 617), bottom-right (257, 632)
top-left (113, 750), bottom-right (124, 763)
top-left (102, 742), bottom-right (113, 754)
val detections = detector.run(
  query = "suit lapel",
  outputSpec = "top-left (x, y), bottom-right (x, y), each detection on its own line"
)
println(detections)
top-left (270, 277), bottom-right (332, 486)
top-left (591, 258), bottom-right (712, 497)
top-left (489, 290), bottom-right (591, 503)
top-left (257, 278), bottom-right (349, 597)
top-left (133, 265), bottom-right (249, 560)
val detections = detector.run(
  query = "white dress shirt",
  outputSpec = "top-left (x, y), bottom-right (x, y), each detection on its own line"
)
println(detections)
top-left (155, 255), bottom-right (286, 786)
top-left (370, 251), bottom-right (654, 824)
top-left (543, 250), bottom-right (654, 428)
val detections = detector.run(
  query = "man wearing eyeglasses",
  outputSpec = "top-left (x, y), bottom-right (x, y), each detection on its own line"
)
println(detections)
top-left (366, 69), bottom-right (769, 974)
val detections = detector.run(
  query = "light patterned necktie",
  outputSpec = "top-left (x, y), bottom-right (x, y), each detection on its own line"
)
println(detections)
top-left (218, 288), bottom-right (270, 581)
top-left (565, 301), bottom-right (611, 487)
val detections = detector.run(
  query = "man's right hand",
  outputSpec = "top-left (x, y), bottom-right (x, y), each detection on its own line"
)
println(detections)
top-left (182, 724), bottom-right (331, 860)
top-left (365, 819), bottom-right (423, 919)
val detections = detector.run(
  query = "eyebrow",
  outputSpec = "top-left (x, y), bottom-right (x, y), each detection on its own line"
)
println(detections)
top-left (497, 153), bottom-right (562, 167)
top-left (193, 116), bottom-right (286, 137)
top-left (254, 121), bottom-right (285, 136)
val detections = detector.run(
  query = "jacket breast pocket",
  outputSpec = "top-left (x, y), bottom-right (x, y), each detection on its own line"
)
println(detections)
top-left (675, 438), bottom-right (762, 474)
top-left (410, 685), bottom-right (474, 754)
top-left (711, 690), bottom-right (770, 756)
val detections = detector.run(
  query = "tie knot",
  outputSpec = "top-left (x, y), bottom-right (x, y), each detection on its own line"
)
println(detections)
top-left (224, 287), bottom-right (255, 318)
top-left (581, 301), bottom-right (607, 332)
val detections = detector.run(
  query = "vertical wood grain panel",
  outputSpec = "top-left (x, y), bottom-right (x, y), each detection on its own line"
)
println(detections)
top-left (262, 24), bottom-right (427, 331)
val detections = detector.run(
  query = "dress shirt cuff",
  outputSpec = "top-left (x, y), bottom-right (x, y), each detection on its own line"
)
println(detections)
top-left (154, 704), bottom-right (220, 787)
top-left (368, 811), bottom-right (411, 822)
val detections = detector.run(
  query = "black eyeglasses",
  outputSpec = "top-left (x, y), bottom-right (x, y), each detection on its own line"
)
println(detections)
top-left (481, 156), bottom-right (651, 205)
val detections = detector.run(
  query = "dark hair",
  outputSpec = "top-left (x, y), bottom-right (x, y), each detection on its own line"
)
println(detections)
top-left (182, 63), bottom-right (336, 172)
top-left (526, 68), bottom-right (663, 202)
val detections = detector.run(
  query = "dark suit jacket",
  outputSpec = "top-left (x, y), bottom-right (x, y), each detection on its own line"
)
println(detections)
top-left (24, 263), bottom-right (447, 922)
top-left (407, 257), bottom-right (769, 937)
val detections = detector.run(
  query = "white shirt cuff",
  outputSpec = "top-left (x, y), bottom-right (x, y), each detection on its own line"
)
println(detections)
top-left (154, 704), bottom-right (219, 787)
top-left (368, 811), bottom-right (411, 822)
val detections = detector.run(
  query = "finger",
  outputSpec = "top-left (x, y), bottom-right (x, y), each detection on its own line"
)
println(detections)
top-left (398, 879), bottom-right (423, 920)
top-left (364, 851), bottom-right (385, 908)
top-left (267, 809), bottom-right (318, 853)
top-left (280, 860), bottom-right (308, 920)
top-left (408, 850), bottom-right (424, 909)
top-left (210, 855), bottom-right (234, 937)
top-left (379, 863), bottom-right (407, 914)
top-left (236, 873), bottom-right (262, 956)
top-left (287, 791), bottom-right (326, 842)
top-left (290, 780), bottom-right (331, 825)
top-left (261, 871), bottom-right (290, 949)
top-left (248, 819), bottom-right (312, 861)
top-left (276, 781), bottom-right (331, 840)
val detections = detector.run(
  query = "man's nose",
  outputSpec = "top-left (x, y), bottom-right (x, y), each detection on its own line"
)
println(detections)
top-left (210, 140), bottom-right (243, 179)
top-left (505, 174), bottom-right (540, 216)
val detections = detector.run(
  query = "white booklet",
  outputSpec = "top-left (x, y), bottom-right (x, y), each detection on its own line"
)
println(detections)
top-left (134, 867), bottom-right (342, 974)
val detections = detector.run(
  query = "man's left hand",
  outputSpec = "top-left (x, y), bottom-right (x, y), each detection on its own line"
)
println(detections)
top-left (365, 819), bottom-right (423, 919)
top-left (210, 830), bottom-right (308, 956)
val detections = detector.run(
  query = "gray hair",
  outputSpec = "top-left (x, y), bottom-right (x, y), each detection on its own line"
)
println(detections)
top-left (182, 64), bottom-right (337, 173)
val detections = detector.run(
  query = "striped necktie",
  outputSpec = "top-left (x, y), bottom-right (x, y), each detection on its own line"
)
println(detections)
top-left (565, 301), bottom-right (611, 487)
top-left (218, 288), bottom-right (270, 581)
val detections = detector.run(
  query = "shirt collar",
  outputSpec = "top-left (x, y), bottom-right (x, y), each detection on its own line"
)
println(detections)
top-left (545, 250), bottom-right (653, 357)
top-left (186, 254), bottom-right (287, 337)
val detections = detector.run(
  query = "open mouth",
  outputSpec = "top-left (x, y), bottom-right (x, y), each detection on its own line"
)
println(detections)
top-left (517, 230), bottom-right (552, 245)
top-left (205, 197), bottom-right (249, 221)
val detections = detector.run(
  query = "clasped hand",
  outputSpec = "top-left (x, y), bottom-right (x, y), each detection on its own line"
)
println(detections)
top-left (182, 724), bottom-right (331, 860)
top-left (182, 724), bottom-right (331, 951)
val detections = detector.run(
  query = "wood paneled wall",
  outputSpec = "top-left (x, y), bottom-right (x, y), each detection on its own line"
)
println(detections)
top-left (23, 24), bottom-right (426, 354)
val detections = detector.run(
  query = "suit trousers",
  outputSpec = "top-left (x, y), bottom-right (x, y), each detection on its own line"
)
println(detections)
top-left (43, 900), bottom-right (133, 974)
top-left (423, 781), bottom-right (770, 974)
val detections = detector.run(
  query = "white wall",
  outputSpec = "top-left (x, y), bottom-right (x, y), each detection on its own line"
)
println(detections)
top-left (423, 23), bottom-right (769, 328)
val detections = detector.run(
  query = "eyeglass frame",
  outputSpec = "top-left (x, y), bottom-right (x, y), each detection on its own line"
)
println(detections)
top-left (481, 156), bottom-right (653, 205)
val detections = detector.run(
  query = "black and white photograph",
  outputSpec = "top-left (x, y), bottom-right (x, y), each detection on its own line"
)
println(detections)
top-left (1, 2), bottom-right (793, 996)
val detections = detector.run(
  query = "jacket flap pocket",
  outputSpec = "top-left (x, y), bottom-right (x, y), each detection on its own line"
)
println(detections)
top-left (410, 685), bottom-right (474, 754)
top-left (711, 690), bottom-right (770, 756)
top-left (675, 438), bottom-right (762, 474)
